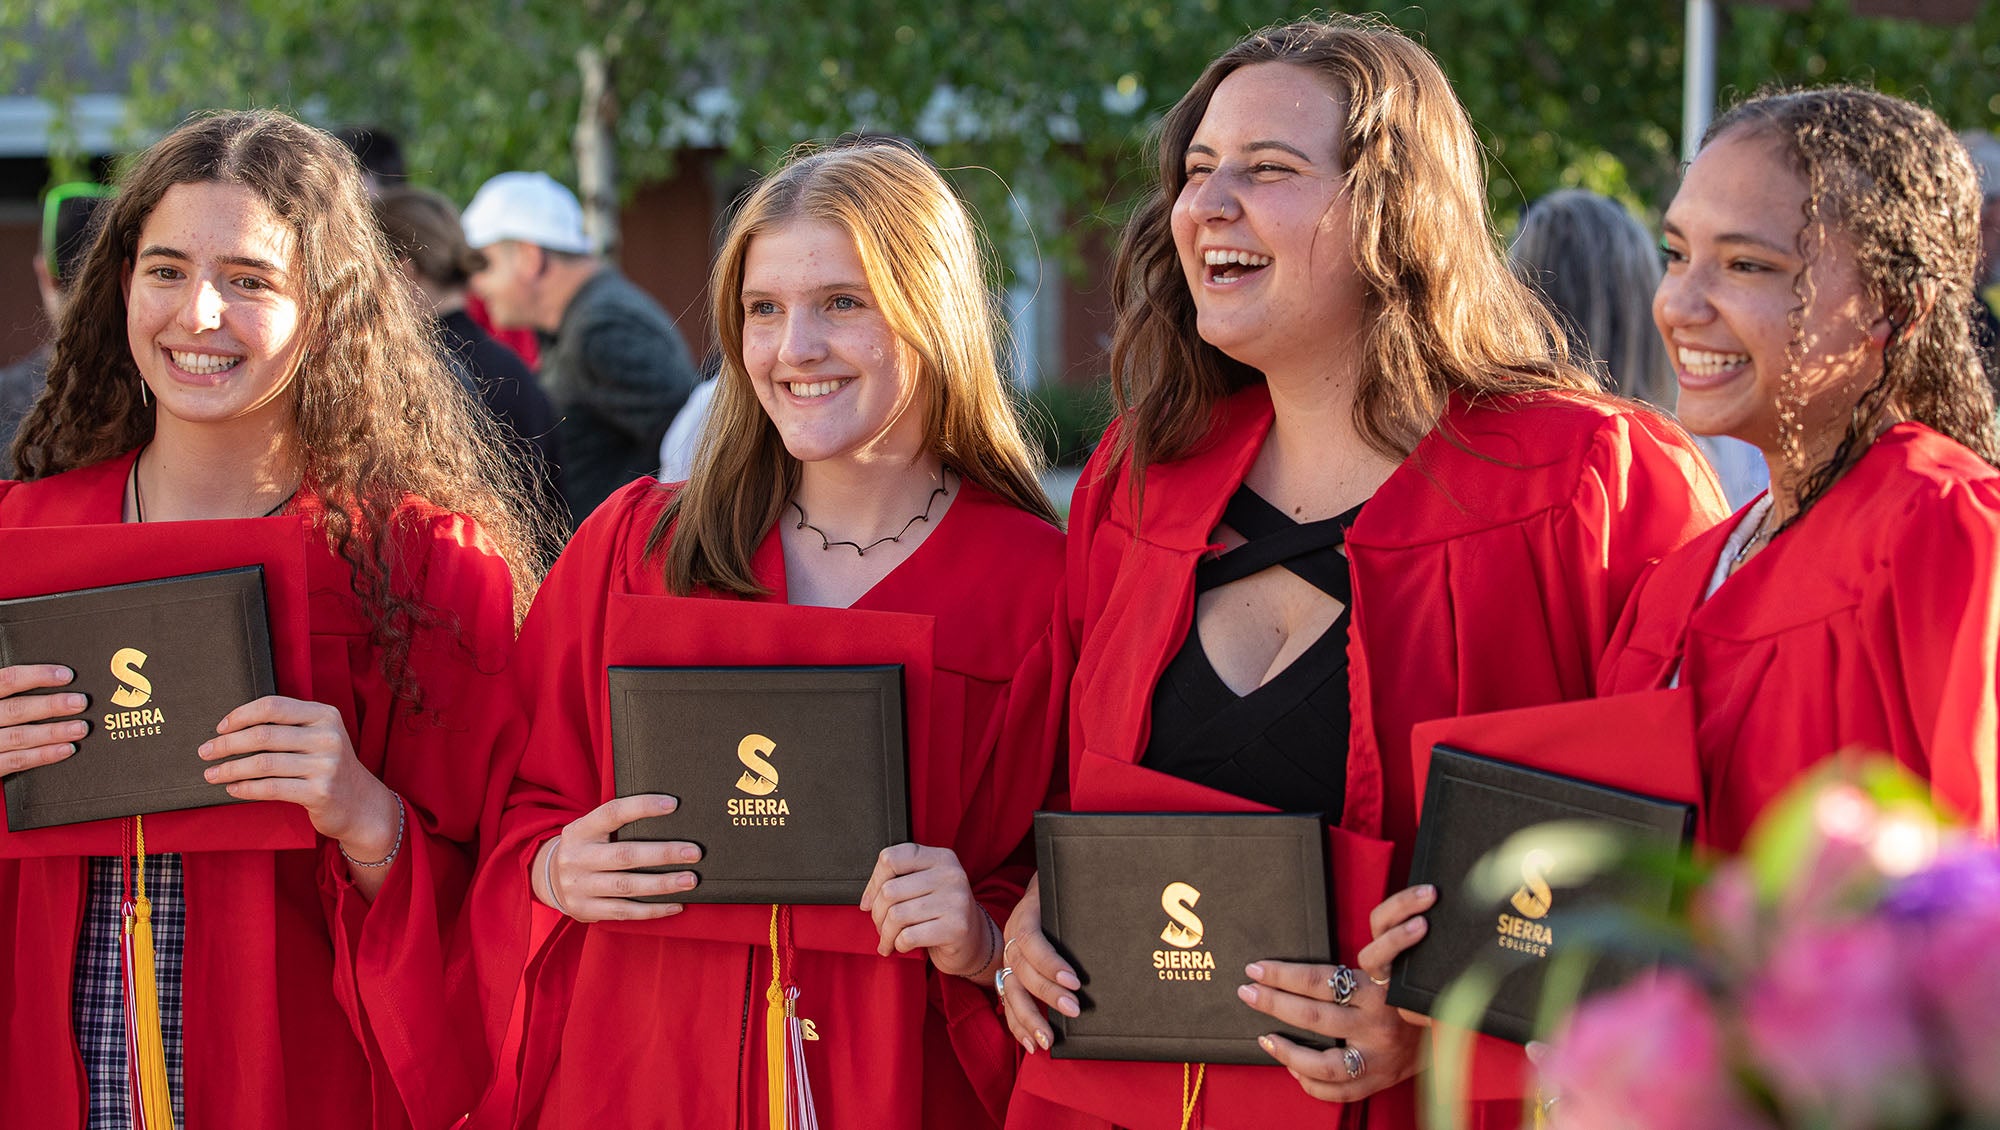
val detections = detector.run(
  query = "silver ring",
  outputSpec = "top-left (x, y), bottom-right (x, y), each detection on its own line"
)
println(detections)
top-left (1328, 964), bottom-right (1359, 1007)
top-left (1342, 1045), bottom-right (1366, 1080)
top-left (995, 965), bottom-right (1013, 997)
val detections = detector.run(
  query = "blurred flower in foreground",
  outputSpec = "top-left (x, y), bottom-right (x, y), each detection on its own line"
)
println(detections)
top-left (1535, 758), bottom-right (2000, 1130)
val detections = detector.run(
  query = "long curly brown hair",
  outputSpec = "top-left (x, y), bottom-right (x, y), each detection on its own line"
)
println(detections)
top-left (1109, 15), bottom-right (1596, 478)
top-left (13, 110), bottom-right (550, 703)
top-left (1704, 87), bottom-right (2000, 529)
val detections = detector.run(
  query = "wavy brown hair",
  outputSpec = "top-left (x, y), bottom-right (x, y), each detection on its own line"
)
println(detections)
top-left (1703, 87), bottom-right (2000, 530)
top-left (652, 138), bottom-right (1056, 596)
top-left (14, 110), bottom-right (550, 702)
top-left (1110, 15), bottom-right (1595, 478)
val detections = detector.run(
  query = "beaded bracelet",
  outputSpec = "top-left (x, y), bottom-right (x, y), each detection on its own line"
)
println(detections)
top-left (340, 794), bottom-right (405, 869)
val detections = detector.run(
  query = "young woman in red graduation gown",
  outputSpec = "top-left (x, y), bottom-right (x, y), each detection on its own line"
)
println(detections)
top-left (995, 19), bottom-right (1727, 1130)
top-left (0, 111), bottom-right (545, 1129)
top-left (1596, 88), bottom-right (2000, 848)
top-left (464, 139), bottom-right (1064, 1129)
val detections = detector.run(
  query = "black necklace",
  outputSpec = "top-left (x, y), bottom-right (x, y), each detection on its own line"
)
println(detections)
top-left (129, 448), bottom-right (298, 523)
top-left (788, 469), bottom-right (953, 556)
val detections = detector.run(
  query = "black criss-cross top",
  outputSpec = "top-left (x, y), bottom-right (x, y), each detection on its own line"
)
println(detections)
top-left (1141, 485), bottom-right (1364, 822)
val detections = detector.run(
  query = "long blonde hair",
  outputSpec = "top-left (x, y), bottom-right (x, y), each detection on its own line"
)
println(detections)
top-left (653, 139), bottom-right (1056, 596)
top-left (1110, 15), bottom-right (1595, 476)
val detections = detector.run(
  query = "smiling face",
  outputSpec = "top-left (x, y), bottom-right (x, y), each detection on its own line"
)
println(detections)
top-left (124, 181), bottom-right (307, 432)
top-left (739, 218), bottom-right (923, 469)
top-left (1168, 61), bottom-right (1363, 374)
top-left (1655, 130), bottom-right (1888, 454)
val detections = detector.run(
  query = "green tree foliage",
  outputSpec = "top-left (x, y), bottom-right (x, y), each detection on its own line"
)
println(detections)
top-left (7, 0), bottom-right (2000, 241)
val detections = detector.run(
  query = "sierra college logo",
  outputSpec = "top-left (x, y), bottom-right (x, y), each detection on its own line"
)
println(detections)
top-left (1152, 881), bottom-right (1215, 981)
top-left (727, 733), bottom-right (788, 826)
top-left (1495, 848), bottom-right (1556, 958)
top-left (104, 647), bottom-right (165, 740)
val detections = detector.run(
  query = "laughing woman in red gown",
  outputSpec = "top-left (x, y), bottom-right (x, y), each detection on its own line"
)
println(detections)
top-left (0, 111), bottom-right (543, 1129)
top-left (466, 139), bottom-right (1064, 1129)
top-left (1598, 88), bottom-right (2000, 847)
top-left (995, 17), bottom-right (1726, 1130)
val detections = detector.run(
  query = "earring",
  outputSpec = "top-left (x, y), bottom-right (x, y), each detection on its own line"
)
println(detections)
top-left (139, 381), bottom-right (151, 407)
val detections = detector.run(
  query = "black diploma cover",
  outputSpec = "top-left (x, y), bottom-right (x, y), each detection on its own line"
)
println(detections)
top-left (1034, 811), bottom-right (1334, 1064)
top-left (608, 664), bottom-right (909, 904)
top-left (1386, 746), bottom-right (1695, 1044)
top-left (0, 567), bottom-right (278, 830)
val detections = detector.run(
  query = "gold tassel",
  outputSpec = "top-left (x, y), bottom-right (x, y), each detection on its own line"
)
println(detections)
top-left (124, 815), bottom-right (176, 1130)
top-left (767, 904), bottom-right (788, 1130)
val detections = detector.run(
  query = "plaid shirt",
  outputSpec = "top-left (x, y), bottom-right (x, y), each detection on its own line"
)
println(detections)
top-left (71, 854), bottom-right (186, 1129)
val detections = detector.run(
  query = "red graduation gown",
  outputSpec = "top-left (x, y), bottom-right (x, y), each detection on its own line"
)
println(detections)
top-left (1011, 385), bottom-right (1727, 1130)
top-left (0, 449), bottom-right (517, 1130)
top-left (466, 476), bottom-right (1064, 1129)
top-left (1599, 422), bottom-right (2000, 848)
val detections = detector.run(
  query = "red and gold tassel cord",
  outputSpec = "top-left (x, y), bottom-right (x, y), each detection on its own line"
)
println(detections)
top-left (1179, 1061), bottom-right (1205, 1130)
top-left (122, 815), bottom-right (176, 1130)
top-left (764, 904), bottom-right (820, 1130)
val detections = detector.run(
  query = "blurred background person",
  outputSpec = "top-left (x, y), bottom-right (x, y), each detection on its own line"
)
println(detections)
top-left (1512, 187), bottom-right (1770, 507)
top-left (0, 183), bottom-right (111, 475)
top-left (373, 185), bottom-right (564, 534)
top-left (461, 170), bottom-right (699, 524)
top-left (335, 123), bottom-right (541, 372)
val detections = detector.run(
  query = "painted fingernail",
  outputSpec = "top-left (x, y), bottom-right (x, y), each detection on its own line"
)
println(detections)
top-left (1258, 1035), bottom-right (1276, 1052)
top-left (1058, 996), bottom-right (1079, 1018)
top-left (1236, 984), bottom-right (1258, 1005)
top-left (1035, 1030), bottom-right (1051, 1051)
top-left (1057, 971), bottom-right (1081, 991)
top-left (1022, 1036), bottom-right (1036, 1055)
top-left (1244, 962), bottom-right (1265, 978)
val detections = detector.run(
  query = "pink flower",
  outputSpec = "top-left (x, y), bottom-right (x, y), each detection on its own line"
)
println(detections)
top-left (1741, 919), bottom-right (1936, 1127)
top-left (1538, 972), bottom-right (1762, 1130)
top-left (1911, 902), bottom-right (2000, 1114)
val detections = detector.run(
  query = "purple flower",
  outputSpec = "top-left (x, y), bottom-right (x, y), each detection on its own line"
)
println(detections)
top-left (1741, 919), bottom-right (1935, 1128)
top-left (1882, 846), bottom-right (2000, 923)
top-left (1538, 972), bottom-right (1763, 1130)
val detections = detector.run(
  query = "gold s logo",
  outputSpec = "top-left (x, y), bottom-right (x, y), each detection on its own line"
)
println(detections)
top-left (1509, 848), bottom-right (1556, 920)
top-left (734, 733), bottom-right (779, 796)
top-left (109, 648), bottom-right (152, 709)
top-left (1159, 881), bottom-right (1205, 949)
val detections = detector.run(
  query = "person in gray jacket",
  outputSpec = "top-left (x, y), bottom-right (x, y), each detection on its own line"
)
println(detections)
top-left (462, 171), bottom-right (697, 524)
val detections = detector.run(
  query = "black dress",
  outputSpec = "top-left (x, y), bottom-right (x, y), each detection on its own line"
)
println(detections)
top-left (1142, 485), bottom-right (1362, 822)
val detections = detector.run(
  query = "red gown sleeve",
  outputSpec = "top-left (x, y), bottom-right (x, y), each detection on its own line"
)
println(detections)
top-left (458, 483), bottom-right (658, 1126)
top-left (1880, 479), bottom-right (2000, 837)
top-left (319, 510), bottom-right (519, 1130)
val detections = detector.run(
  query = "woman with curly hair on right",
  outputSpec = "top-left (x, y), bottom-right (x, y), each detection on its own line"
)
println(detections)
top-left (1598, 87), bottom-right (2000, 849)
top-left (0, 110), bottom-right (546, 1129)
top-left (997, 15), bottom-right (1725, 1130)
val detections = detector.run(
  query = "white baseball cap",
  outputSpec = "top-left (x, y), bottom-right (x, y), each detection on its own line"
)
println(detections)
top-left (460, 171), bottom-right (593, 254)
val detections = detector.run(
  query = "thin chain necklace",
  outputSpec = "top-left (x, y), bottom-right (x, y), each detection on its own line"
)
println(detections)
top-left (788, 468), bottom-right (953, 556)
top-left (129, 447), bottom-right (297, 523)
top-left (1729, 498), bottom-right (1777, 569)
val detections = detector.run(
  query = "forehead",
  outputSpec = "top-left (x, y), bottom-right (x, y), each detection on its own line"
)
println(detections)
top-left (1668, 131), bottom-right (1809, 238)
top-left (140, 181), bottom-right (296, 267)
top-left (1191, 62), bottom-right (1344, 157)
top-left (741, 218), bottom-right (869, 290)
